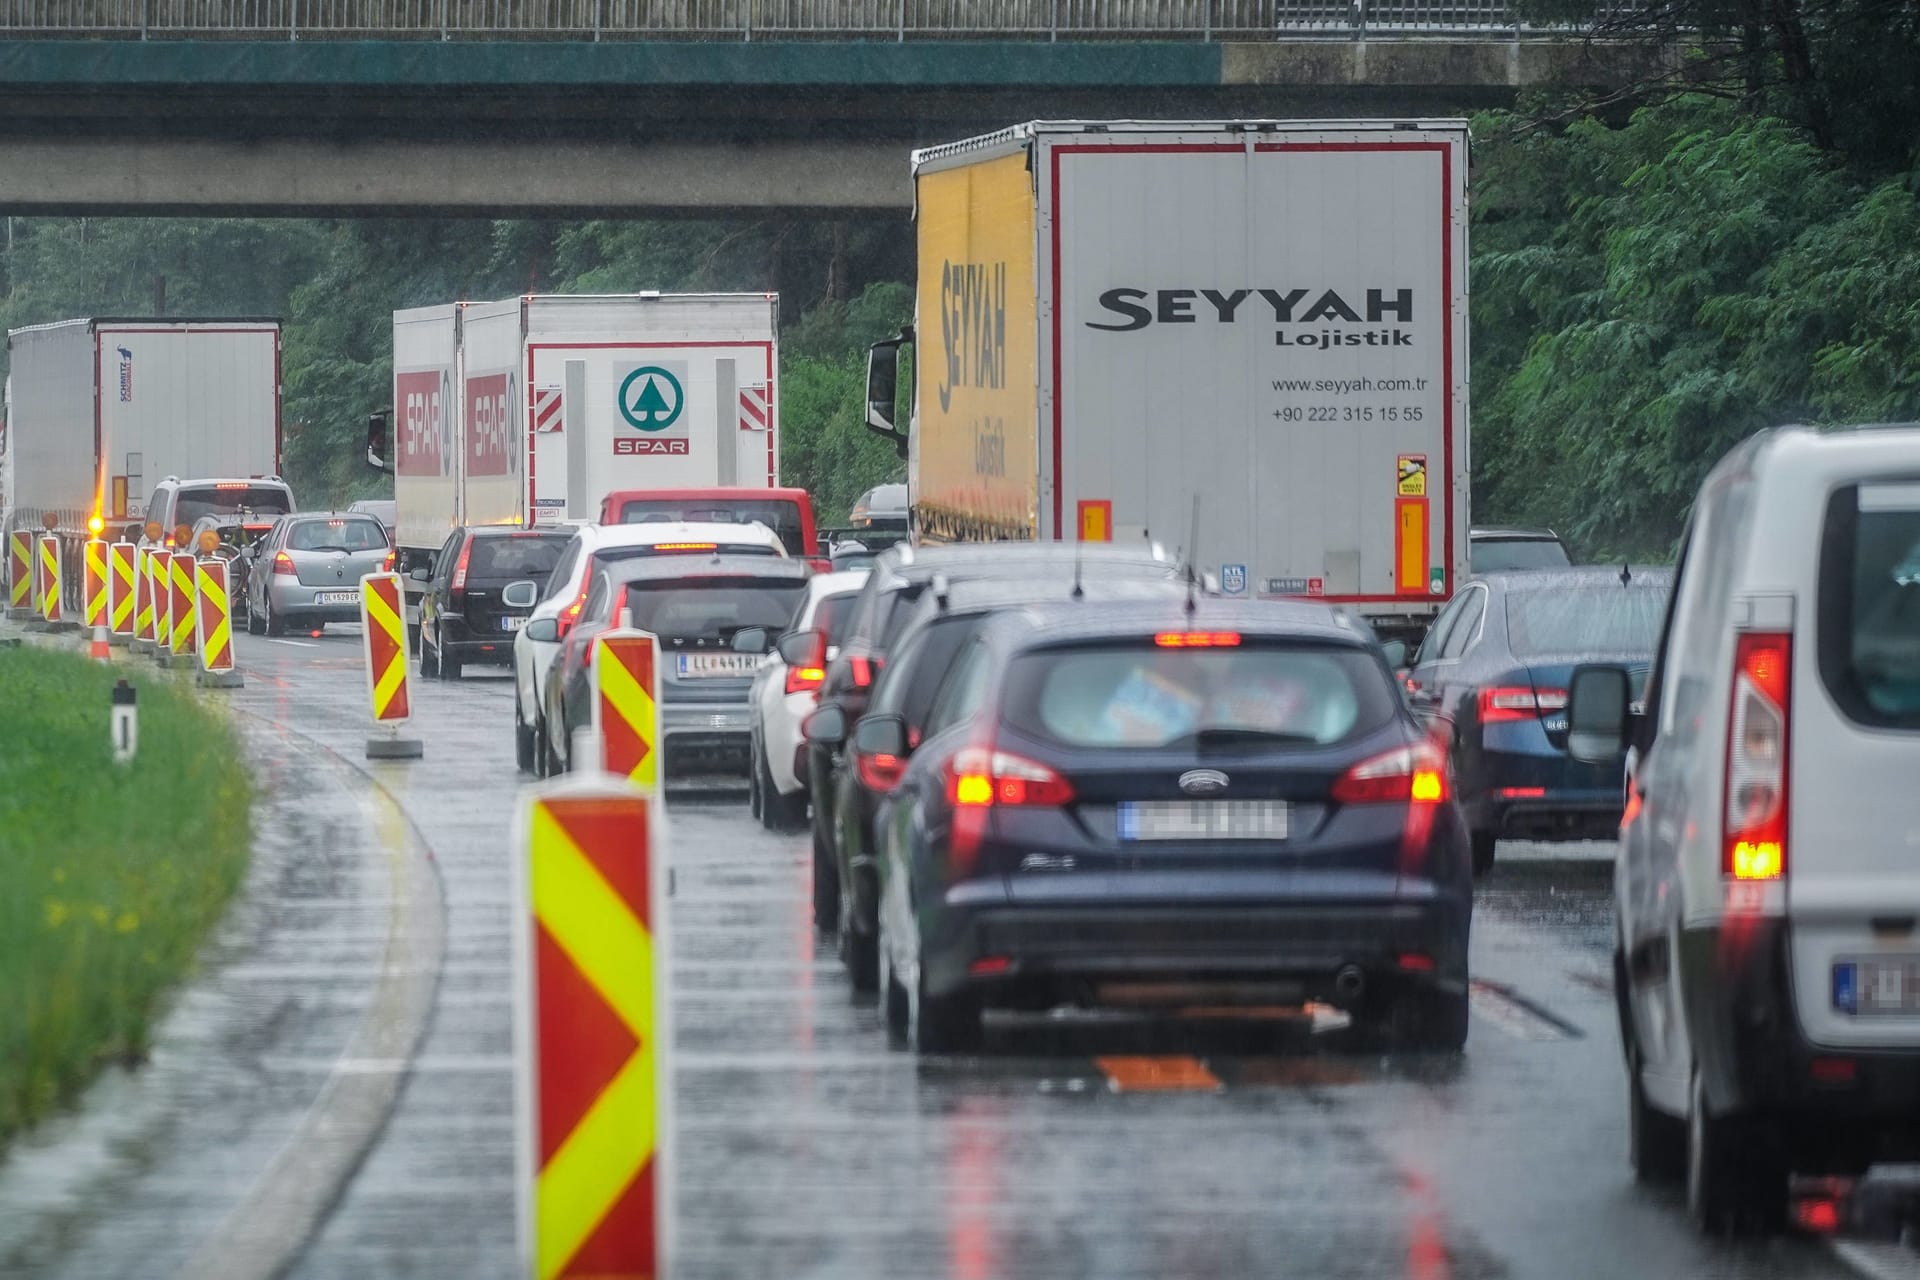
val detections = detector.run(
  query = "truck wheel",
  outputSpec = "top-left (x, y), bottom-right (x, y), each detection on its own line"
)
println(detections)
top-left (1686, 1068), bottom-right (1786, 1235)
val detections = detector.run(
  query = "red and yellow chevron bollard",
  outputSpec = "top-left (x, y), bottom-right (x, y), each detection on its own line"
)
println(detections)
top-left (359, 571), bottom-right (422, 759)
top-left (108, 541), bottom-right (138, 645)
top-left (6, 531), bottom-right (30, 619)
top-left (140, 548), bottom-right (165, 654)
top-left (515, 781), bottom-right (672, 1280)
top-left (590, 631), bottom-right (664, 791)
top-left (194, 557), bottom-right (243, 688)
top-left (84, 537), bottom-right (111, 659)
top-left (167, 547), bottom-right (197, 665)
top-left (37, 533), bottom-right (70, 629)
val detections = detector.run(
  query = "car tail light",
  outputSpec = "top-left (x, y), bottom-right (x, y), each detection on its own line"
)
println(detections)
top-left (1154, 631), bottom-right (1240, 647)
top-left (1725, 631), bottom-right (1790, 881)
top-left (1332, 740), bottom-right (1450, 806)
top-left (272, 551), bottom-right (295, 576)
top-left (450, 535), bottom-right (472, 596)
top-left (556, 580), bottom-right (590, 640)
top-left (1478, 685), bottom-right (1568, 723)
top-left (850, 655), bottom-right (877, 689)
top-left (855, 750), bottom-right (906, 792)
top-left (382, 548), bottom-right (395, 573)
top-left (785, 665), bottom-right (826, 695)
top-left (946, 747), bottom-right (1075, 808)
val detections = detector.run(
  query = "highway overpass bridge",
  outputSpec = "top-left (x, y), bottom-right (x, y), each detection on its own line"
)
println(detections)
top-left (0, 2), bottom-right (1670, 215)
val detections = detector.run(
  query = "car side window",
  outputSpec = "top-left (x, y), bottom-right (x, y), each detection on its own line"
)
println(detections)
top-left (431, 530), bottom-right (464, 585)
top-left (923, 640), bottom-right (993, 740)
top-left (1438, 587), bottom-right (1486, 661)
top-left (580, 574), bottom-right (610, 626)
top-left (544, 540), bottom-right (581, 601)
top-left (1416, 595), bottom-right (1467, 665)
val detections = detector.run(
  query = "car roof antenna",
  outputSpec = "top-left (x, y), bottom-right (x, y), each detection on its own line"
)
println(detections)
top-left (1183, 493), bottom-right (1201, 618)
top-left (1619, 561), bottom-right (1632, 586)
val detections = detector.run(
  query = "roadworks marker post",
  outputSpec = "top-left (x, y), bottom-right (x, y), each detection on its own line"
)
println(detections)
top-left (107, 541), bottom-right (137, 647)
top-left (590, 629), bottom-right (665, 792)
top-left (36, 532), bottom-right (76, 633)
top-left (512, 776), bottom-right (672, 1280)
top-left (148, 551), bottom-right (173, 659)
top-left (84, 537), bottom-right (111, 660)
top-left (131, 546), bottom-right (156, 653)
top-left (194, 556), bottom-right (243, 689)
top-left (359, 571), bottom-right (422, 759)
top-left (166, 546), bottom-right (198, 668)
top-left (6, 530), bottom-right (32, 621)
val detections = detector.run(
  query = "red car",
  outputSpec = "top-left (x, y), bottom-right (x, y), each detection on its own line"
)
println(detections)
top-left (597, 486), bottom-right (826, 571)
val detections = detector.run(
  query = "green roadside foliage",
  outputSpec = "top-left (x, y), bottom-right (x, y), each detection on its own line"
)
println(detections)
top-left (0, 647), bottom-right (252, 1144)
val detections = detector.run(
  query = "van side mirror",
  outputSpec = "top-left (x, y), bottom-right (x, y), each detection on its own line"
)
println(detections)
top-left (864, 333), bottom-right (911, 460)
top-left (501, 580), bottom-right (539, 610)
top-left (802, 705), bottom-right (848, 747)
top-left (1566, 665), bottom-right (1632, 763)
top-left (365, 411), bottom-right (391, 474)
top-left (732, 626), bottom-right (770, 654)
top-left (777, 628), bottom-right (824, 667)
top-left (851, 713), bottom-right (909, 759)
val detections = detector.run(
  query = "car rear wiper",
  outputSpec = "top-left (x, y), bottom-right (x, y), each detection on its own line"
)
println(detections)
top-left (305, 545), bottom-right (350, 554)
top-left (1177, 727), bottom-right (1323, 750)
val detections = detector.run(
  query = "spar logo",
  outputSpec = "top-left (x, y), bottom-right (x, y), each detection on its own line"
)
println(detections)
top-left (614, 363), bottom-right (690, 456)
top-left (117, 347), bottom-right (134, 403)
top-left (465, 371), bottom-right (518, 478)
top-left (1087, 286), bottom-right (1417, 349)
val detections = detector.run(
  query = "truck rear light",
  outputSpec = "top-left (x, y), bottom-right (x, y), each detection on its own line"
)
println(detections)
top-left (1332, 740), bottom-right (1450, 806)
top-left (946, 747), bottom-right (1074, 808)
top-left (785, 665), bottom-right (826, 695)
top-left (272, 551), bottom-right (295, 576)
top-left (1478, 685), bottom-right (1567, 723)
top-left (1725, 631), bottom-right (1791, 881)
top-left (450, 535), bottom-right (472, 595)
top-left (854, 750), bottom-right (906, 792)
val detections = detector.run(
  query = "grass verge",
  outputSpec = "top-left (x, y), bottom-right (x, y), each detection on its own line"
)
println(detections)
top-left (0, 646), bottom-right (252, 1144)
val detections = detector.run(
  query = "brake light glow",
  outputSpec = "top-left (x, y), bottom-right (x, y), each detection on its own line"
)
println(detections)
top-left (1724, 631), bottom-right (1790, 882)
top-left (1479, 685), bottom-right (1568, 723)
top-left (1332, 740), bottom-right (1450, 806)
top-left (1498, 786), bottom-right (1547, 799)
top-left (272, 551), bottom-right (295, 576)
top-left (650, 542), bottom-right (717, 553)
top-left (216, 482), bottom-right (249, 490)
top-left (946, 748), bottom-right (1075, 808)
top-left (785, 665), bottom-right (827, 696)
top-left (850, 655), bottom-right (877, 689)
top-left (450, 535), bottom-right (472, 594)
top-left (1154, 631), bottom-right (1241, 648)
top-left (382, 548), bottom-right (395, 573)
top-left (855, 751), bottom-right (906, 792)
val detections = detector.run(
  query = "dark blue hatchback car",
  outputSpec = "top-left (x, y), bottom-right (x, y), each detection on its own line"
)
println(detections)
top-left (1402, 566), bottom-right (1673, 875)
top-left (854, 598), bottom-right (1473, 1055)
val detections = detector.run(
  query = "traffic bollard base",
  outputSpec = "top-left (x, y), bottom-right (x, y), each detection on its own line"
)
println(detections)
top-left (109, 634), bottom-right (130, 648)
top-left (130, 638), bottom-right (153, 655)
top-left (7, 608), bottom-right (36, 622)
top-left (196, 669), bottom-right (244, 689)
top-left (44, 621), bottom-right (79, 634)
top-left (24, 619), bottom-right (50, 632)
top-left (366, 736), bottom-right (424, 760)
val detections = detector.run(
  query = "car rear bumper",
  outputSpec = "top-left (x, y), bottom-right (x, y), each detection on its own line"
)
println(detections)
top-left (1679, 922), bottom-right (1920, 1165)
top-left (662, 701), bottom-right (753, 774)
top-left (1486, 792), bottom-right (1622, 842)
top-left (922, 873), bottom-right (1468, 1007)
top-left (268, 581), bottom-right (367, 624)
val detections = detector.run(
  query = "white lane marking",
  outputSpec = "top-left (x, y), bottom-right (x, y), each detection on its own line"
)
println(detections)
top-left (267, 638), bottom-right (320, 648)
top-left (1834, 1241), bottom-right (1920, 1280)
top-left (259, 1055), bottom-right (513, 1075)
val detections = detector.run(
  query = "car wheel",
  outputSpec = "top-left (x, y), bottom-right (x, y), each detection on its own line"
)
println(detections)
top-left (515, 701), bottom-right (536, 774)
top-left (811, 818), bottom-right (840, 934)
top-left (1390, 986), bottom-right (1469, 1053)
top-left (244, 593), bottom-right (262, 635)
top-left (263, 593), bottom-right (285, 637)
top-left (1470, 830), bottom-right (1497, 877)
top-left (1616, 949), bottom-right (1686, 1183)
top-left (408, 623), bottom-right (421, 655)
top-left (533, 705), bottom-right (553, 777)
top-left (748, 736), bottom-right (768, 824)
top-left (909, 963), bottom-right (981, 1056)
top-left (438, 626), bottom-right (462, 679)
top-left (1686, 1067), bottom-right (1786, 1235)
top-left (420, 626), bottom-right (440, 677)
top-left (839, 878), bottom-right (879, 995)
top-left (879, 916), bottom-right (909, 1043)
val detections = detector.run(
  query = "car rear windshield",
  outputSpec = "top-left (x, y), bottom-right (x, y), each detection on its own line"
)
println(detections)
top-left (1820, 481), bottom-right (1920, 728)
top-left (1000, 642), bottom-right (1397, 751)
top-left (286, 518), bottom-right (387, 552)
top-left (617, 499), bottom-right (807, 558)
top-left (1505, 582), bottom-right (1668, 656)
top-left (468, 534), bottom-right (568, 580)
top-left (619, 579), bottom-right (806, 643)
top-left (175, 484), bottom-right (292, 527)
top-left (1472, 538), bottom-right (1570, 572)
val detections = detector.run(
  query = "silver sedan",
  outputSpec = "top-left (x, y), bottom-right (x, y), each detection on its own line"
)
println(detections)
top-left (244, 513), bottom-right (393, 636)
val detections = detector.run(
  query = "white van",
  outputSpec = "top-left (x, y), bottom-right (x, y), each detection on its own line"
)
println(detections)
top-left (1567, 424), bottom-right (1920, 1235)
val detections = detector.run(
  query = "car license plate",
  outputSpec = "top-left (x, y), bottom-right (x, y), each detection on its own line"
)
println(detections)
top-left (676, 653), bottom-right (757, 678)
top-left (501, 616), bottom-right (527, 632)
top-left (1834, 956), bottom-right (1920, 1015)
top-left (314, 590), bottom-right (358, 606)
top-left (1117, 800), bottom-right (1290, 841)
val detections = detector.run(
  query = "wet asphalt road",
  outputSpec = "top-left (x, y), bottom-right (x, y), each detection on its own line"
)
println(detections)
top-left (3, 623), bottom-right (1914, 1280)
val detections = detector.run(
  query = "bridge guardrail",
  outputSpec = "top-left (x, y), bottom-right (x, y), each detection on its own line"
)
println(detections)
top-left (0, 0), bottom-right (1627, 40)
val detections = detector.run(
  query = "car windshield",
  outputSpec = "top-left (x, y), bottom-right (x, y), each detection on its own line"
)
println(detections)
top-left (617, 499), bottom-right (806, 557)
top-left (467, 535), bottom-right (567, 579)
top-left (1001, 642), bottom-right (1395, 750)
top-left (617, 578), bottom-right (806, 641)
top-left (175, 485), bottom-right (292, 527)
top-left (1472, 537), bottom-right (1570, 572)
top-left (285, 518), bottom-right (386, 552)
top-left (1505, 581), bottom-right (1669, 656)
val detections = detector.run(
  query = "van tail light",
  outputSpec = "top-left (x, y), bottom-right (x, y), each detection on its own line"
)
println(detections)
top-left (450, 535), bottom-right (473, 597)
top-left (855, 750), bottom-right (906, 792)
top-left (1332, 740), bottom-right (1450, 806)
top-left (1479, 685), bottom-right (1568, 723)
top-left (946, 747), bottom-right (1075, 809)
top-left (1725, 631), bottom-right (1790, 881)
top-left (850, 655), bottom-right (878, 689)
top-left (785, 665), bottom-right (827, 696)
top-left (272, 551), bottom-right (296, 576)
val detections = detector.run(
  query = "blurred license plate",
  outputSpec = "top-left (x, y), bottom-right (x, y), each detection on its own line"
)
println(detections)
top-left (1834, 956), bottom-right (1920, 1015)
top-left (1118, 800), bottom-right (1289, 841)
top-left (501, 616), bottom-right (527, 632)
top-left (677, 653), bottom-right (757, 678)
top-left (314, 590), bottom-right (358, 605)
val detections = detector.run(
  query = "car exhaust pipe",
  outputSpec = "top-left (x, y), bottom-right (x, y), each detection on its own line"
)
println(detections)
top-left (1332, 965), bottom-right (1366, 1006)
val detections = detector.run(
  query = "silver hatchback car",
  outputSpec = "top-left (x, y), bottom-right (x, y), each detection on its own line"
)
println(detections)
top-left (245, 511), bottom-right (393, 636)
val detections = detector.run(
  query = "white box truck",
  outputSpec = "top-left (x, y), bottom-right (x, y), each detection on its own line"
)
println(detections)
top-left (380, 293), bottom-right (781, 613)
top-left (3, 317), bottom-right (283, 542)
top-left (865, 120), bottom-right (1471, 639)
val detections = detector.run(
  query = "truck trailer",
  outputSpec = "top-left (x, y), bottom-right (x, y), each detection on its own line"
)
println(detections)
top-left (865, 120), bottom-right (1471, 637)
top-left (378, 292), bottom-right (781, 618)
top-left (3, 317), bottom-right (283, 543)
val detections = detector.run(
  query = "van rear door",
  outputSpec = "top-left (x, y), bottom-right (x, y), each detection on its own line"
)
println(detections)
top-left (1790, 476), bottom-right (1920, 1047)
